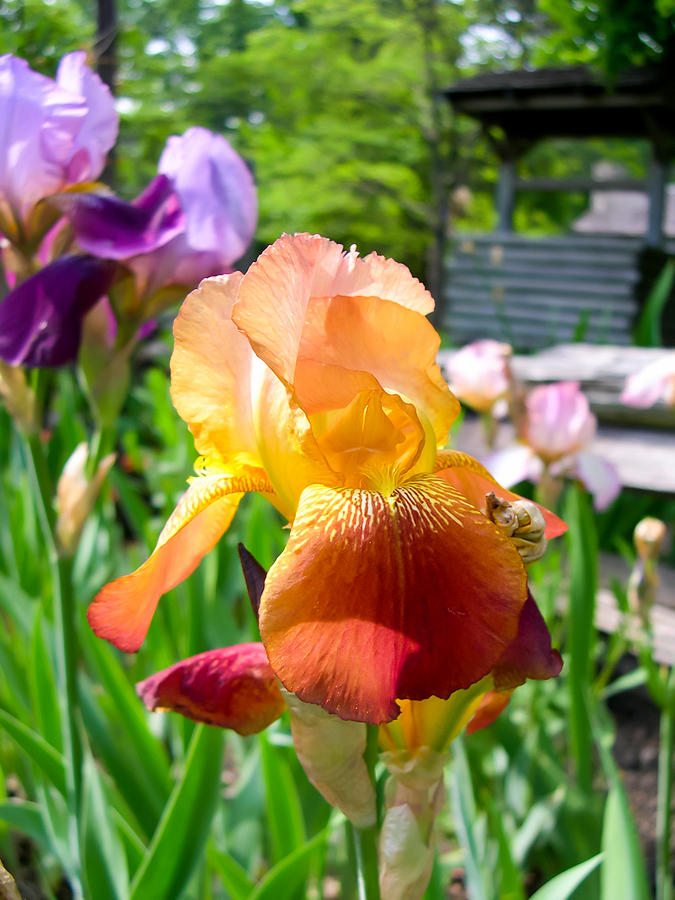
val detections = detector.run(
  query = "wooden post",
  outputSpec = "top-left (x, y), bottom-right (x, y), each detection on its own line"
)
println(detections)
top-left (495, 156), bottom-right (516, 233)
top-left (646, 152), bottom-right (667, 249)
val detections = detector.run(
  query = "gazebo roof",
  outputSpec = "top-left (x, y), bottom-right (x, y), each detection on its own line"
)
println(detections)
top-left (444, 65), bottom-right (675, 146)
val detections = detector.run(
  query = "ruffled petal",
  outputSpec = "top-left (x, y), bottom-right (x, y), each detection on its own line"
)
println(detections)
top-left (88, 471), bottom-right (273, 652)
top-left (313, 385), bottom-right (429, 489)
top-left (232, 233), bottom-right (434, 389)
top-left (0, 255), bottom-right (115, 367)
top-left (573, 451), bottom-right (621, 511)
top-left (434, 450), bottom-right (566, 540)
top-left (136, 643), bottom-right (285, 735)
top-left (259, 474), bottom-right (528, 724)
top-left (158, 126), bottom-right (257, 267)
top-left (296, 294), bottom-right (458, 444)
top-left (55, 51), bottom-right (118, 182)
top-left (253, 363), bottom-right (340, 517)
top-left (170, 274), bottom-right (261, 471)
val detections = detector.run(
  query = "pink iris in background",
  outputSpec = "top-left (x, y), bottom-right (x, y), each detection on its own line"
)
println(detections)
top-left (485, 381), bottom-right (621, 510)
top-left (0, 52), bottom-right (117, 246)
top-left (621, 354), bottom-right (675, 409)
top-left (446, 339), bottom-right (511, 415)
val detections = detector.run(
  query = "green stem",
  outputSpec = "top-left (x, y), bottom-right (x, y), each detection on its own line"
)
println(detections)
top-left (87, 423), bottom-right (115, 479)
top-left (24, 431), bottom-right (83, 894)
top-left (352, 724), bottom-right (381, 900)
top-left (656, 667), bottom-right (675, 900)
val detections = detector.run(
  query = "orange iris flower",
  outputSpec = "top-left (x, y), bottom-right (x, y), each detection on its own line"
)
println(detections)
top-left (89, 233), bottom-right (564, 725)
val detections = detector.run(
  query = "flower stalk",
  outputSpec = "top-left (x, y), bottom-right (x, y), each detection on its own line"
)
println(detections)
top-left (23, 400), bottom-right (83, 894)
top-left (656, 667), bottom-right (675, 900)
top-left (353, 724), bottom-right (381, 900)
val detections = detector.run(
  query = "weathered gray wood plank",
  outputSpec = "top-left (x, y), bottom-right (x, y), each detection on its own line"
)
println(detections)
top-left (447, 415), bottom-right (675, 495)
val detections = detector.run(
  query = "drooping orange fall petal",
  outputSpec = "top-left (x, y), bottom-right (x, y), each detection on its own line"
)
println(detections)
top-left (231, 233), bottom-right (435, 390)
top-left (259, 475), bottom-right (528, 724)
top-left (136, 643), bottom-right (285, 735)
top-left (298, 294), bottom-right (458, 445)
top-left (170, 274), bottom-right (261, 471)
top-left (434, 450), bottom-right (567, 539)
top-left (88, 471), bottom-right (273, 652)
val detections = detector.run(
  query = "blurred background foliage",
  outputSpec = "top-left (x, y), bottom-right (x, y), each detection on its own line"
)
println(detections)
top-left (1, 0), bottom-right (674, 281)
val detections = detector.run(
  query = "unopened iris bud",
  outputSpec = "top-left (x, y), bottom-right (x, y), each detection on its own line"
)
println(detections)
top-left (0, 856), bottom-right (22, 900)
top-left (283, 691), bottom-right (376, 828)
top-left (629, 517), bottom-right (666, 622)
top-left (634, 517), bottom-right (666, 562)
top-left (0, 361), bottom-right (36, 434)
top-left (379, 748), bottom-right (447, 900)
top-left (56, 442), bottom-right (115, 556)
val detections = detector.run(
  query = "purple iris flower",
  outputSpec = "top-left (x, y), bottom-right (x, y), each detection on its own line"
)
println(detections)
top-left (55, 126), bottom-right (257, 306)
top-left (0, 255), bottom-right (115, 367)
top-left (0, 52), bottom-right (118, 244)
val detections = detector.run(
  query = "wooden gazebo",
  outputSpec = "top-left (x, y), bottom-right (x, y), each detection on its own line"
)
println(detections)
top-left (442, 65), bottom-right (675, 348)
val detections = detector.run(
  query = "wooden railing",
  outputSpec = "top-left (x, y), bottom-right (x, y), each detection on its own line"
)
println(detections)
top-left (444, 232), bottom-right (644, 348)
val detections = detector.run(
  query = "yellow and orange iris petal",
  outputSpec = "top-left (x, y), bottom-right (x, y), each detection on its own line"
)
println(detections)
top-left (87, 471), bottom-right (273, 652)
top-left (136, 642), bottom-right (285, 735)
top-left (259, 476), bottom-right (527, 724)
top-left (89, 233), bottom-right (563, 726)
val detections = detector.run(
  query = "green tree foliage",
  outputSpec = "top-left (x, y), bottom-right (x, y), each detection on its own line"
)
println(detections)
top-left (0, 0), bottom-right (93, 72)
top-left (535, 0), bottom-right (675, 80)
top-left (114, 0), bottom-right (480, 282)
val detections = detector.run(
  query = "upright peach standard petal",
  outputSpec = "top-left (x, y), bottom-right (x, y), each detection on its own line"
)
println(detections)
top-left (297, 294), bottom-right (458, 444)
top-left (137, 643), bottom-right (285, 735)
top-left (88, 471), bottom-right (272, 651)
top-left (231, 234), bottom-right (435, 389)
top-left (171, 273), bottom-right (260, 470)
top-left (260, 475), bottom-right (527, 724)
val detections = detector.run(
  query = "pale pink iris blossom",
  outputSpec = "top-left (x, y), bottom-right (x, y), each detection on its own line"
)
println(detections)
top-left (621, 355), bottom-right (675, 409)
top-left (485, 381), bottom-right (621, 510)
top-left (447, 339), bottom-right (511, 415)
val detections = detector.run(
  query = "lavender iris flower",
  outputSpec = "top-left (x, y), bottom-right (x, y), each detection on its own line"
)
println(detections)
top-left (0, 52), bottom-right (118, 244)
top-left (57, 126), bottom-right (258, 307)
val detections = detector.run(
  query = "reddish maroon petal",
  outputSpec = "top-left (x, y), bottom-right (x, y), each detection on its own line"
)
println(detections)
top-left (491, 589), bottom-right (563, 691)
top-left (136, 643), bottom-right (285, 735)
